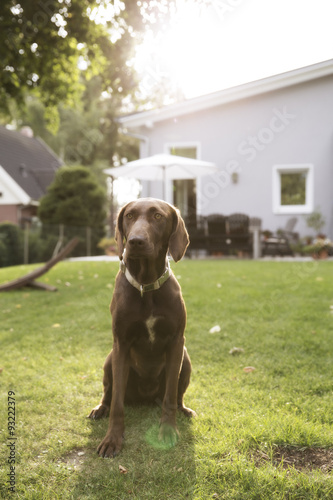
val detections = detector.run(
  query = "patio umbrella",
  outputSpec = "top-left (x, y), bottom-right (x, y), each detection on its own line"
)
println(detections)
top-left (104, 153), bottom-right (217, 200)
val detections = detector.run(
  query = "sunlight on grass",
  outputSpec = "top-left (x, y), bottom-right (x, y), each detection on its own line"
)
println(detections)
top-left (1, 259), bottom-right (333, 499)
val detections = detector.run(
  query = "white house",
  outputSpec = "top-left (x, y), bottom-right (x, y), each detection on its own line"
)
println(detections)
top-left (117, 59), bottom-right (333, 240)
top-left (0, 126), bottom-right (62, 225)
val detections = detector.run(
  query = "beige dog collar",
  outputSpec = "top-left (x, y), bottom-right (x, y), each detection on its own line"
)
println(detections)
top-left (120, 258), bottom-right (172, 297)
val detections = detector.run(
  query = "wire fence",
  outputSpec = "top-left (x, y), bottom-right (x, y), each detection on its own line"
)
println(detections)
top-left (0, 221), bottom-right (107, 267)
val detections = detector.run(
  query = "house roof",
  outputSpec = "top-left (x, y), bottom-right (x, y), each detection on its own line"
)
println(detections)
top-left (118, 59), bottom-right (333, 129)
top-left (0, 126), bottom-right (62, 202)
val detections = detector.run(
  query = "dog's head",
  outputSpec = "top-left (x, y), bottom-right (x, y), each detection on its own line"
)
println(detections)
top-left (115, 198), bottom-right (189, 262)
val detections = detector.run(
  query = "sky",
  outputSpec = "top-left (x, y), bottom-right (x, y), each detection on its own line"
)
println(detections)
top-left (134, 0), bottom-right (333, 99)
top-left (115, 0), bottom-right (333, 204)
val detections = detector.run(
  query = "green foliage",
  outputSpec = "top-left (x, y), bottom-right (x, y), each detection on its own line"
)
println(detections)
top-left (27, 230), bottom-right (59, 263)
top-left (0, 222), bottom-right (105, 267)
top-left (38, 166), bottom-right (107, 257)
top-left (1, 260), bottom-right (333, 498)
top-left (305, 208), bottom-right (326, 234)
top-left (38, 165), bottom-right (106, 228)
top-left (13, 77), bottom-right (140, 181)
top-left (0, 0), bottom-right (143, 115)
top-left (0, 223), bottom-right (59, 267)
top-left (54, 75), bottom-right (129, 168)
top-left (303, 237), bottom-right (333, 257)
top-left (0, 223), bottom-right (23, 266)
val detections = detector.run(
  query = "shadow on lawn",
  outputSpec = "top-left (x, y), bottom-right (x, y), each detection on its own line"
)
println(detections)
top-left (65, 403), bottom-right (196, 499)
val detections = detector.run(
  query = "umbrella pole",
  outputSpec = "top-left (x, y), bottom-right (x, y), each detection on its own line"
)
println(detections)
top-left (163, 165), bottom-right (166, 201)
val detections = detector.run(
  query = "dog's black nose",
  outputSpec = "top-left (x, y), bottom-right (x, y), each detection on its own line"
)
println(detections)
top-left (128, 236), bottom-right (145, 248)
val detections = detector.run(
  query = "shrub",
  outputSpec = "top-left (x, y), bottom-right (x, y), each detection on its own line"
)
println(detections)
top-left (0, 223), bottom-right (23, 267)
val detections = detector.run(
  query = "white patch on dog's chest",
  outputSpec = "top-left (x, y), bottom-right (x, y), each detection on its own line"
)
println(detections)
top-left (145, 315), bottom-right (157, 343)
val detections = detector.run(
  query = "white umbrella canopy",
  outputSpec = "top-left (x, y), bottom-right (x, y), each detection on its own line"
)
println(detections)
top-left (104, 154), bottom-right (217, 181)
top-left (104, 153), bottom-right (217, 200)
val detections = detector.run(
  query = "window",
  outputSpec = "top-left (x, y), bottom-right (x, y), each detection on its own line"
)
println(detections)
top-left (169, 146), bottom-right (197, 160)
top-left (165, 143), bottom-right (199, 221)
top-left (272, 164), bottom-right (314, 214)
top-left (281, 172), bottom-right (306, 206)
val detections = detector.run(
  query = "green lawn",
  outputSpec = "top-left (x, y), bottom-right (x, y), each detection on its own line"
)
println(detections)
top-left (1, 259), bottom-right (333, 499)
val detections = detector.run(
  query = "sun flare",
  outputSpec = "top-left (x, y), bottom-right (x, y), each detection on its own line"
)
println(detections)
top-left (134, 0), bottom-right (261, 99)
top-left (134, 0), bottom-right (238, 99)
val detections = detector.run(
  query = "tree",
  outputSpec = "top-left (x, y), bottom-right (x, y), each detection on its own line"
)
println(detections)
top-left (16, 77), bottom-right (140, 184)
top-left (38, 165), bottom-right (106, 227)
top-left (0, 0), bottom-right (144, 116)
top-left (38, 165), bottom-right (107, 255)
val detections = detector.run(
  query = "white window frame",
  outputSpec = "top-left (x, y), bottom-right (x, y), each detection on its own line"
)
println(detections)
top-left (272, 164), bottom-right (314, 214)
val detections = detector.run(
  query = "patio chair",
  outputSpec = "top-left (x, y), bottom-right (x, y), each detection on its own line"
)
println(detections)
top-left (186, 215), bottom-right (207, 257)
top-left (249, 217), bottom-right (262, 232)
top-left (277, 217), bottom-right (299, 245)
top-left (227, 213), bottom-right (252, 254)
top-left (262, 217), bottom-right (298, 257)
top-left (207, 214), bottom-right (228, 254)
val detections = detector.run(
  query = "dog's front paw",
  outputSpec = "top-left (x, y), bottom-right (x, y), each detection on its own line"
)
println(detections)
top-left (97, 433), bottom-right (124, 458)
top-left (158, 423), bottom-right (179, 448)
top-left (88, 403), bottom-right (109, 420)
top-left (179, 405), bottom-right (197, 418)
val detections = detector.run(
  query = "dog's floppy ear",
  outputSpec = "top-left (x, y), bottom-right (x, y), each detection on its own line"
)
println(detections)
top-left (168, 207), bottom-right (189, 262)
top-left (115, 204), bottom-right (128, 259)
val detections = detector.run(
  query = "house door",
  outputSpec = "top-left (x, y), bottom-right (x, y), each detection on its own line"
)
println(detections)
top-left (169, 146), bottom-right (197, 226)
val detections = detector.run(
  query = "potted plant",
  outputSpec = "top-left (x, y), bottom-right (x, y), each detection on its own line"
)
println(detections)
top-left (303, 235), bottom-right (333, 259)
top-left (305, 208), bottom-right (325, 235)
top-left (262, 230), bottom-right (273, 240)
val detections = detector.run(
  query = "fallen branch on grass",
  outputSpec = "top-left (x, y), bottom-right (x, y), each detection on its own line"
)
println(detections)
top-left (0, 238), bottom-right (79, 292)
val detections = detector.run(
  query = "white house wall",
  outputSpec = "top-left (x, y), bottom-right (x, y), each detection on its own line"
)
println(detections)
top-left (139, 74), bottom-right (333, 238)
top-left (0, 164), bottom-right (31, 205)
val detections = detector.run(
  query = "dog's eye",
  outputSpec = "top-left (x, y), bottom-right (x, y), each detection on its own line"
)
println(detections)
top-left (154, 213), bottom-right (162, 220)
top-left (126, 213), bottom-right (133, 220)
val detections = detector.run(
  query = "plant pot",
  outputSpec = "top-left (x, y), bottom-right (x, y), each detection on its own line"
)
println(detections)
top-left (319, 249), bottom-right (329, 259)
top-left (312, 249), bottom-right (329, 260)
top-left (105, 248), bottom-right (117, 256)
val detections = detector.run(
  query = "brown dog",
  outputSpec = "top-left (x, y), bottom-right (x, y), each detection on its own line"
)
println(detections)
top-left (89, 198), bottom-right (195, 457)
